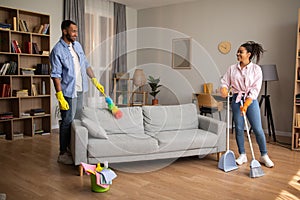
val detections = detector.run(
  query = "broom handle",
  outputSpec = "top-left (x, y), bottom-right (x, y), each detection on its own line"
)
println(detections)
top-left (226, 93), bottom-right (230, 151)
top-left (99, 89), bottom-right (107, 97)
top-left (240, 101), bottom-right (256, 160)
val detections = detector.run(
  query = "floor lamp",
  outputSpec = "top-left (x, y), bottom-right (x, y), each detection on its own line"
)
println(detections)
top-left (259, 64), bottom-right (279, 142)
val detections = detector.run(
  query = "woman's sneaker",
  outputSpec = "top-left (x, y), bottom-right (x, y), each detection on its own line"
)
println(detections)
top-left (260, 155), bottom-right (274, 168)
top-left (236, 154), bottom-right (247, 165)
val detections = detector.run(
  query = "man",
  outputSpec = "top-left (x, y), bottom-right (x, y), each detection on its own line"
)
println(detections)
top-left (50, 20), bottom-right (104, 164)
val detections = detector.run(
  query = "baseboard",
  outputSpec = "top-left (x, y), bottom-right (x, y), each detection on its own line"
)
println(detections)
top-left (263, 129), bottom-right (291, 137)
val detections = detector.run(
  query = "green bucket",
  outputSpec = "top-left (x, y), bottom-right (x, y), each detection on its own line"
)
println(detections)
top-left (90, 174), bottom-right (110, 193)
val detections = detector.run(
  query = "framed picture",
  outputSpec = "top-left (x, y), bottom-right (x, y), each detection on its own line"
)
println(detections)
top-left (172, 38), bottom-right (191, 69)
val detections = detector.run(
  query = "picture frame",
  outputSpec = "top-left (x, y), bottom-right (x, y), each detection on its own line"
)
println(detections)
top-left (172, 38), bottom-right (191, 69)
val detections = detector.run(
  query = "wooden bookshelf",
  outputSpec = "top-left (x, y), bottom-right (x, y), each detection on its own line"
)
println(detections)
top-left (0, 6), bottom-right (51, 140)
top-left (292, 8), bottom-right (300, 150)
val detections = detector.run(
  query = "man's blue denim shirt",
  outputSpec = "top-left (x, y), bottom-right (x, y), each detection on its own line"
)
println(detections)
top-left (50, 38), bottom-right (90, 98)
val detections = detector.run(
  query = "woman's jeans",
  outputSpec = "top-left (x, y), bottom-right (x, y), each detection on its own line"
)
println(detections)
top-left (232, 94), bottom-right (267, 156)
top-left (59, 92), bottom-right (83, 153)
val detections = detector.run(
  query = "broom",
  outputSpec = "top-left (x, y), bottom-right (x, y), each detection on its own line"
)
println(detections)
top-left (240, 101), bottom-right (264, 178)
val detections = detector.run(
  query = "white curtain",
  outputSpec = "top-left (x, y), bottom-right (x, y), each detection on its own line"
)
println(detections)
top-left (84, 0), bottom-right (114, 108)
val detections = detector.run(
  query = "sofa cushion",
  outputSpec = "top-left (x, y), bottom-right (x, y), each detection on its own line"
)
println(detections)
top-left (143, 103), bottom-right (198, 134)
top-left (81, 118), bottom-right (108, 139)
top-left (151, 129), bottom-right (219, 153)
top-left (81, 106), bottom-right (144, 135)
top-left (88, 134), bottom-right (159, 157)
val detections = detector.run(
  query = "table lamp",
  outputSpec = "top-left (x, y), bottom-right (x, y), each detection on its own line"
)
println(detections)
top-left (133, 69), bottom-right (146, 88)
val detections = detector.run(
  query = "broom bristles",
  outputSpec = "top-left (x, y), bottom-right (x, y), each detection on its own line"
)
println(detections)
top-left (250, 160), bottom-right (264, 178)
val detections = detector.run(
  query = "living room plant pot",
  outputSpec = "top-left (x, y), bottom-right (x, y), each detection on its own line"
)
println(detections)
top-left (148, 76), bottom-right (161, 106)
top-left (152, 99), bottom-right (158, 105)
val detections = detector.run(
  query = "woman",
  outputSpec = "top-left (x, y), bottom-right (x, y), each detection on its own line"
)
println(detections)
top-left (220, 41), bottom-right (274, 168)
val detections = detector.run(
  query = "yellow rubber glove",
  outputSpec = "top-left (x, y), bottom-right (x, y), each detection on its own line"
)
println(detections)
top-left (240, 98), bottom-right (252, 114)
top-left (91, 78), bottom-right (104, 94)
top-left (56, 91), bottom-right (69, 110)
top-left (220, 87), bottom-right (228, 98)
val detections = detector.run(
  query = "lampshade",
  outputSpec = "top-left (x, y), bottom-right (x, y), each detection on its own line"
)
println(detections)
top-left (261, 64), bottom-right (279, 81)
top-left (133, 69), bottom-right (147, 87)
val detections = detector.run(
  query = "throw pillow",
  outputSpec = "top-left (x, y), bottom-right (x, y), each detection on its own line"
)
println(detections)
top-left (81, 118), bottom-right (108, 139)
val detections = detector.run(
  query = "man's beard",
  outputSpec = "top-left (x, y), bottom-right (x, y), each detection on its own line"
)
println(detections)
top-left (65, 33), bottom-right (75, 43)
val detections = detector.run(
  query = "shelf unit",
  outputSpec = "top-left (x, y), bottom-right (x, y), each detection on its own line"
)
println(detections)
top-left (113, 77), bottom-right (148, 107)
top-left (292, 8), bottom-right (300, 150)
top-left (0, 6), bottom-right (51, 140)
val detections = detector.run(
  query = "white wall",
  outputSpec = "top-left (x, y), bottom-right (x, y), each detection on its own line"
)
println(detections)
top-left (1, 0), bottom-right (64, 129)
top-left (136, 0), bottom-right (300, 136)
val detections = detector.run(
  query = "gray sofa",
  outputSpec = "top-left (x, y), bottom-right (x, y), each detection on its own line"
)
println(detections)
top-left (71, 103), bottom-right (226, 171)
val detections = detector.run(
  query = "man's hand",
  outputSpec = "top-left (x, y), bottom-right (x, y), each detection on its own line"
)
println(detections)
top-left (56, 91), bottom-right (69, 110)
top-left (91, 78), bottom-right (104, 94)
top-left (240, 98), bottom-right (252, 115)
top-left (220, 87), bottom-right (228, 98)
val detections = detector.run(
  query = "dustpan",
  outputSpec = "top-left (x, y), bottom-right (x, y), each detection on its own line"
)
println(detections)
top-left (218, 93), bottom-right (238, 172)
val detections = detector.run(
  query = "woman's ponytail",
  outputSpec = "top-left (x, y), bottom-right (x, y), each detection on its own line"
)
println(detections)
top-left (241, 41), bottom-right (265, 64)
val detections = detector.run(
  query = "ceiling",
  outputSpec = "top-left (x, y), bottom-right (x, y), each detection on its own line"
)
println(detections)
top-left (113, 0), bottom-right (197, 10)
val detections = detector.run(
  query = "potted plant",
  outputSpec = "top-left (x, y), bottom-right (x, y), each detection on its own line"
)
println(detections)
top-left (148, 76), bottom-right (162, 105)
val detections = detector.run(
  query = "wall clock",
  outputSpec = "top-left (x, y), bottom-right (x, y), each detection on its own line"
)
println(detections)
top-left (218, 41), bottom-right (231, 54)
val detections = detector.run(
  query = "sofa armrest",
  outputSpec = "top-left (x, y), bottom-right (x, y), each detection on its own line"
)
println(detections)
top-left (198, 115), bottom-right (226, 152)
top-left (198, 114), bottom-right (225, 135)
top-left (71, 119), bottom-right (88, 165)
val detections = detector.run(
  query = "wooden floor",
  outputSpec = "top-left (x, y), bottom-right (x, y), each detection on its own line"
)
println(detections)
top-left (0, 131), bottom-right (299, 200)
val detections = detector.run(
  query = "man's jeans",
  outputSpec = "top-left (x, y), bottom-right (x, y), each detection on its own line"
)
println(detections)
top-left (59, 92), bottom-right (83, 153)
top-left (232, 94), bottom-right (267, 156)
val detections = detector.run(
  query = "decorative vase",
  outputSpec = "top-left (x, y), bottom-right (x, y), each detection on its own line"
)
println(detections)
top-left (152, 99), bottom-right (158, 105)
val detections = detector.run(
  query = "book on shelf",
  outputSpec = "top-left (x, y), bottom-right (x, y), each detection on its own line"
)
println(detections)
top-left (35, 64), bottom-right (49, 75)
top-left (0, 63), bottom-right (9, 75)
top-left (34, 129), bottom-right (44, 134)
top-left (30, 108), bottom-right (45, 116)
top-left (13, 132), bottom-right (24, 139)
top-left (295, 132), bottom-right (299, 149)
top-left (39, 51), bottom-right (50, 56)
top-left (19, 19), bottom-right (28, 32)
top-left (6, 61), bottom-right (17, 75)
top-left (33, 24), bottom-right (44, 34)
top-left (0, 22), bottom-right (11, 30)
top-left (0, 61), bottom-right (17, 75)
top-left (21, 68), bottom-right (35, 75)
top-left (0, 112), bottom-right (13, 120)
top-left (34, 130), bottom-right (50, 136)
top-left (21, 112), bottom-right (30, 117)
top-left (42, 23), bottom-right (49, 34)
top-left (24, 41), bottom-right (32, 54)
top-left (12, 89), bottom-right (28, 97)
top-left (32, 43), bottom-right (40, 54)
top-left (296, 113), bottom-right (300, 127)
top-left (31, 112), bottom-right (45, 116)
top-left (0, 133), bottom-right (6, 139)
top-left (132, 101), bottom-right (143, 106)
top-left (12, 40), bottom-right (21, 53)
top-left (13, 17), bottom-right (17, 31)
top-left (0, 84), bottom-right (10, 97)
